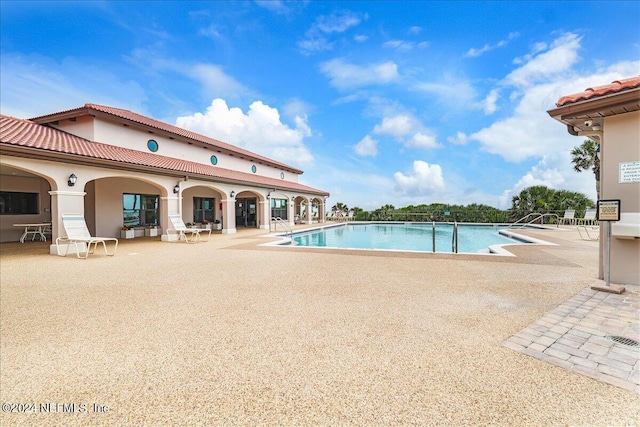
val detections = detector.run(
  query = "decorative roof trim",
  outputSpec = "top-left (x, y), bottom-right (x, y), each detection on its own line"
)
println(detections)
top-left (555, 77), bottom-right (640, 107)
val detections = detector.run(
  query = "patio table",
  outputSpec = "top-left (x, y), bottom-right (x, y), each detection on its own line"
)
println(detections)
top-left (13, 223), bottom-right (51, 243)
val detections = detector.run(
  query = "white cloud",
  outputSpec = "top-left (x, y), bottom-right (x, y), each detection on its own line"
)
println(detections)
top-left (504, 33), bottom-right (582, 87)
top-left (394, 161), bottom-right (446, 196)
top-left (382, 39), bottom-right (429, 52)
top-left (371, 114), bottom-right (441, 150)
top-left (320, 59), bottom-right (399, 89)
top-left (482, 89), bottom-right (500, 114)
top-left (316, 11), bottom-right (364, 33)
top-left (409, 26), bottom-right (422, 35)
top-left (254, 0), bottom-right (290, 14)
top-left (465, 44), bottom-right (492, 58)
top-left (354, 135), bottom-right (379, 157)
top-left (465, 32), bottom-right (519, 57)
top-left (198, 23), bottom-right (222, 39)
top-left (406, 133), bottom-right (440, 149)
top-left (471, 42), bottom-right (640, 163)
top-left (176, 98), bottom-right (314, 165)
top-left (447, 131), bottom-right (468, 145)
top-left (373, 114), bottom-right (414, 139)
top-left (414, 76), bottom-right (478, 108)
top-left (298, 10), bottom-right (366, 54)
top-left (354, 34), bottom-right (368, 42)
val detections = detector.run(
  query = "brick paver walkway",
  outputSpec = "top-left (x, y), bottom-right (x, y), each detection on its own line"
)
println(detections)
top-left (503, 284), bottom-right (640, 393)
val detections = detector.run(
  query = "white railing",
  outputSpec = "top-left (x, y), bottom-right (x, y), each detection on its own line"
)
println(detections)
top-left (508, 213), bottom-right (559, 229)
top-left (271, 217), bottom-right (292, 239)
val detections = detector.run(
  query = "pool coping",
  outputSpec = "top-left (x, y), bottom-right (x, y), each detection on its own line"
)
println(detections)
top-left (261, 221), bottom-right (557, 257)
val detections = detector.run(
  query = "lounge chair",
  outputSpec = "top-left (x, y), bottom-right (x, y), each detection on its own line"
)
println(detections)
top-left (56, 214), bottom-right (118, 259)
top-left (577, 208), bottom-right (598, 225)
top-left (167, 214), bottom-right (211, 243)
top-left (577, 225), bottom-right (600, 241)
top-left (559, 209), bottom-right (576, 225)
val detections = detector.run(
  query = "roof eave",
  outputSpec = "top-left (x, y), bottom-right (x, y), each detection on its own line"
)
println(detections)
top-left (0, 144), bottom-right (329, 197)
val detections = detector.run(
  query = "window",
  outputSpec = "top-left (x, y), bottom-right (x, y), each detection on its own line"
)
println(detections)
top-left (123, 194), bottom-right (159, 227)
top-left (147, 139), bottom-right (159, 152)
top-left (270, 198), bottom-right (287, 220)
top-left (194, 197), bottom-right (215, 223)
top-left (0, 191), bottom-right (39, 215)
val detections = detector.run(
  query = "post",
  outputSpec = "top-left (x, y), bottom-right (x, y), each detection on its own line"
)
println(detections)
top-left (432, 221), bottom-right (436, 253)
top-left (591, 199), bottom-right (625, 294)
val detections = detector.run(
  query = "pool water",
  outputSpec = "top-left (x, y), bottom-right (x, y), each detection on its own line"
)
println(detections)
top-left (290, 223), bottom-right (527, 254)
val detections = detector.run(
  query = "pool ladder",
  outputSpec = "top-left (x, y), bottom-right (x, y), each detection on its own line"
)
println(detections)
top-left (271, 217), bottom-right (293, 241)
top-left (431, 221), bottom-right (459, 253)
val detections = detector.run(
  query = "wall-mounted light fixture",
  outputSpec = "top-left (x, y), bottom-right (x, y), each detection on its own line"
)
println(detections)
top-left (596, 143), bottom-right (601, 160)
top-left (173, 183), bottom-right (180, 194)
top-left (267, 191), bottom-right (271, 199)
top-left (67, 174), bottom-right (77, 187)
top-left (230, 191), bottom-right (235, 198)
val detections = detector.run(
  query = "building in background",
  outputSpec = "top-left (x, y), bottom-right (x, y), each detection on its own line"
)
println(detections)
top-left (548, 77), bottom-right (640, 286)
top-left (1, 104), bottom-right (329, 252)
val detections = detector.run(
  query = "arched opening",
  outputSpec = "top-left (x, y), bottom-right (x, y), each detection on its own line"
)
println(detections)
top-left (86, 176), bottom-right (167, 238)
top-left (0, 163), bottom-right (55, 243)
top-left (234, 190), bottom-right (262, 228)
top-left (182, 185), bottom-right (224, 230)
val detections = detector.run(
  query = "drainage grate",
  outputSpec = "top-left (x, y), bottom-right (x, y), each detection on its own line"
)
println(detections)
top-left (607, 335), bottom-right (640, 347)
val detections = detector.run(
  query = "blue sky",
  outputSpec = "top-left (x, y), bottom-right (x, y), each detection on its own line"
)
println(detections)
top-left (1, 1), bottom-right (639, 210)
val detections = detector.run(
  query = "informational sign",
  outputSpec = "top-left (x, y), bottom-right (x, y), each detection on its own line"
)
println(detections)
top-left (619, 161), bottom-right (640, 183)
top-left (597, 199), bottom-right (621, 221)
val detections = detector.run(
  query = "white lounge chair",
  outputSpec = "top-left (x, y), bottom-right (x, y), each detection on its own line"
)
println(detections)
top-left (577, 208), bottom-right (598, 225)
top-left (167, 214), bottom-right (211, 243)
top-left (56, 214), bottom-right (118, 259)
top-left (577, 225), bottom-right (600, 241)
top-left (559, 209), bottom-right (576, 225)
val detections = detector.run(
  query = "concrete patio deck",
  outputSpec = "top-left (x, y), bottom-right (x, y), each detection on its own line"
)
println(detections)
top-left (1, 225), bottom-right (638, 426)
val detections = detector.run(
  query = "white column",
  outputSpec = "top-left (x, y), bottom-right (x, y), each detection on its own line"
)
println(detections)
top-left (222, 198), bottom-right (237, 234)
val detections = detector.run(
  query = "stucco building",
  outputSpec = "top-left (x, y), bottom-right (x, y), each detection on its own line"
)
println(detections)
top-left (0, 104), bottom-right (329, 252)
top-left (548, 76), bottom-right (640, 286)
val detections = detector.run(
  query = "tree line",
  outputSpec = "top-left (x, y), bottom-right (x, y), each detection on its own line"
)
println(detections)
top-left (331, 185), bottom-right (595, 223)
top-left (331, 139), bottom-right (599, 223)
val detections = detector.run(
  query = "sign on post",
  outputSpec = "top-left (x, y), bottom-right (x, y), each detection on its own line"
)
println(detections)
top-left (597, 199), bottom-right (621, 221)
top-left (593, 199), bottom-right (625, 294)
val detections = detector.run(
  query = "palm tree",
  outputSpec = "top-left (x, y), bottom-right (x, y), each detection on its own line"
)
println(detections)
top-left (331, 202), bottom-right (348, 213)
top-left (571, 139), bottom-right (600, 200)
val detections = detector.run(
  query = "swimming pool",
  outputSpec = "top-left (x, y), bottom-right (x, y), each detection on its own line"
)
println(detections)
top-left (288, 223), bottom-right (533, 254)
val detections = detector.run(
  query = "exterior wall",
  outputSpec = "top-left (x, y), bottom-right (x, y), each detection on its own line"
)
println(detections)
top-left (0, 174), bottom-right (52, 242)
top-left (87, 118), bottom-right (299, 183)
top-left (181, 186), bottom-right (223, 224)
top-left (601, 111), bottom-right (640, 285)
top-left (49, 116), bottom-right (95, 141)
top-left (93, 178), bottom-right (164, 238)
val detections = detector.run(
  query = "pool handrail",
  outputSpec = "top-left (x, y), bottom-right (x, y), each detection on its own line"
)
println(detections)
top-left (271, 217), bottom-right (293, 240)
top-left (508, 213), bottom-right (560, 229)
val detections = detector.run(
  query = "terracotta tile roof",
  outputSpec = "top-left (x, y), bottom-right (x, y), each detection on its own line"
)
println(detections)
top-left (29, 103), bottom-right (304, 175)
top-left (556, 76), bottom-right (640, 107)
top-left (0, 114), bottom-right (329, 196)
